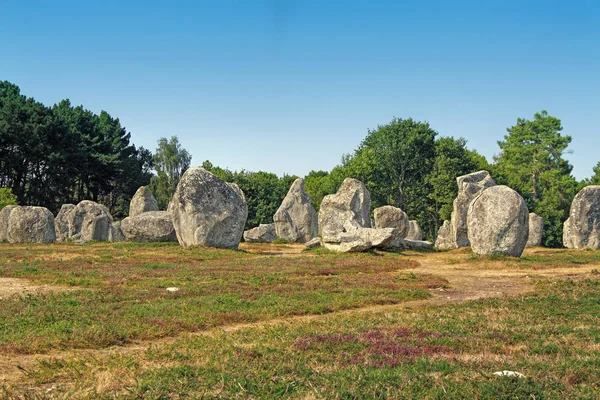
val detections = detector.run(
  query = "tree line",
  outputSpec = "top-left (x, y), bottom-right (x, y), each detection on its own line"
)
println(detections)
top-left (2, 80), bottom-right (599, 246)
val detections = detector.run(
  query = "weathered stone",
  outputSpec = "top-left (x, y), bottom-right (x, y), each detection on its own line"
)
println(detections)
top-left (563, 186), bottom-right (600, 249)
top-left (7, 206), bottom-right (56, 244)
top-left (121, 211), bottom-right (177, 242)
top-left (129, 186), bottom-right (159, 217)
top-left (304, 237), bottom-right (322, 250)
top-left (244, 223), bottom-right (277, 243)
top-left (0, 205), bottom-right (17, 242)
top-left (406, 220), bottom-right (423, 241)
top-left (273, 178), bottom-right (318, 243)
top-left (55, 204), bottom-right (75, 241)
top-left (318, 178), bottom-right (371, 243)
top-left (169, 167), bottom-right (248, 249)
top-left (373, 206), bottom-right (409, 238)
top-left (109, 221), bottom-right (126, 242)
top-left (437, 171), bottom-right (497, 250)
top-left (324, 228), bottom-right (396, 252)
top-left (67, 200), bottom-right (113, 242)
top-left (435, 220), bottom-right (455, 250)
top-left (527, 213), bottom-right (544, 247)
top-left (467, 185), bottom-right (529, 257)
top-left (384, 238), bottom-right (434, 251)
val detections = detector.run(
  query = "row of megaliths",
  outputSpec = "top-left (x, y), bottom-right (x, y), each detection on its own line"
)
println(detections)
top-left (2, 167), bottom-right (600, 255)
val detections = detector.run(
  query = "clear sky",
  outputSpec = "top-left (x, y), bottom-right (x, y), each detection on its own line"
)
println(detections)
top-left (1, 0), bottom-right (599, 179)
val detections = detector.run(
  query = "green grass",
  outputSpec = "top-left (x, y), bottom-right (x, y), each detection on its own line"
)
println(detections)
top-left (0, 242), bottom-right (441, 353)
top-left (6, 278), bottom-right (600, 399)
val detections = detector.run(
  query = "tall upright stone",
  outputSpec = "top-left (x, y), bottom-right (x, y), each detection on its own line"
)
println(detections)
top-left (406, 220), bottom-right (422, 241)
top-left (527, 213), bottom-right (544, 247)
top-left (169, 167), bottom-right (248, 249)
top-left (467, 185), bottom-right (529, 257)
top-left (563, 186), bottom-right (600, 249)
top-left (7, 206), bottom-right (56, 244)
top-left (0, 205), bottom-right (17, 242)
top-left (55, 204), bottom-right (75, 241)
top-left (129, 186), bottom-right (159, 217)
top-left (436, 170), bottom-right (496, 250)
top-left (273, 178), bottom-right (318, 243)
top-left (318, 178), bottom-right (371, 243)
top-left (373, 205), bottom-right (409, 238)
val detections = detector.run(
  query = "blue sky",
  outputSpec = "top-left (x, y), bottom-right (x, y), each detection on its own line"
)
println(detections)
top-left (1, 0), bottom-right (599, 179)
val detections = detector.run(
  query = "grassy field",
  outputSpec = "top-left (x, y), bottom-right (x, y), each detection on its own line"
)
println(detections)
top-left (0, 243), bottom-right (599, 398)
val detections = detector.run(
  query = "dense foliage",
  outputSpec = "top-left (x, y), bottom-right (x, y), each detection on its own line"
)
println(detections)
top-left (0, 81), bottom-right (153, 217)
top-left (494, 111), bottom-right (578, 247)
top-left (0, 187), bottom-right (17, 209)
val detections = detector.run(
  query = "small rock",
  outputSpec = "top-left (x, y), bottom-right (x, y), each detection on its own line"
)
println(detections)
top-left (493, 371), bottom-right (525, 378)
top-left (166, 287), bottom-right (180, 292)
top-left (305, 237), bottom-right (322, 250)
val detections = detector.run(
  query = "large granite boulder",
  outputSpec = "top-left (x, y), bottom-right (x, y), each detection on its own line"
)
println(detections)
top-left (273, 178), bottom-right (318, 243)
top-left (406, 220), bottom-right (422, 240)
top-left (434, 220), bottom-right (454, 249)
top-left (384, 238), bottom-right (434, 252)
top-left (129, 186), bottom-right (159, 217)
top-left (527, 213), bottom-right (544, 247)
top-left (325, 227), bottom-right (396, 252)
top-left (67, 200), bottom-right (113, 242)
top-left (244, 223), bottom-right (277, 243)
top-left (55, 204), bottom-right (75, 241)
top-left (0, 205), bottom-right (17, 242)
top-left (373, 206), bottom-right (409, 238)
top-left (318, 178), bottom-right (371, 243)
top-left (467, 185), bottom-right (529, 257)
top-left (7, 206), bottom-right (56, 244)
top-left (563, 186), bottom-right (600, 249)
top-left (437, 171), bottom-right (496, 250)
top-left (121, 211), bottom-right (177, 242)
top-left (169, 167), bottom-right (248, 249)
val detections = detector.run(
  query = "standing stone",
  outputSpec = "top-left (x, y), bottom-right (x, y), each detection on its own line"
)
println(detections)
top-left (129, 186), bottom-right (159, 217)
top-left (109, 221), bottom-right (126, 242)
top-left (318, 178), bottom-right (371, 243)
top-left (406, 220), bottom-right (422, 241)
top-left (273, 178), bottom-right (318, 243)
top-left (436, 171), bottom-right (496, 250)
top-left (467, 185), bottom-right (529, 257)
top-left (67, 200), bottom-right (113, 242)
top-left (7, 206), bottom-right (56, 244)
top-left (244, 223), bottom-right (278, 243)
top-left (563, 186), bottom-right (600, 249)
top-left (121, 211), bottom-right (177, 242)
top-left (434, 220), bottom-right (454, 249)
top-left (168, 167), bottom-right (248, 249)
top-left (527, 213), bottom-right (544, 247)
top-left (373, 205), bottom-right (409, 238)
top-left (0, 205), bottom-right (17, 242)
top-left (55, 204), bottom-right (75, 241)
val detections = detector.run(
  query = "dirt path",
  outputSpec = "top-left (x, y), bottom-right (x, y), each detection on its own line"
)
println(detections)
top-left (1, 248), bottom-right (598, 388)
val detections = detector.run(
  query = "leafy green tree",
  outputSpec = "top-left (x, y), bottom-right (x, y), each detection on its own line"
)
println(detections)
top-left (590, 162), bottom-right (600, 185)
top-left (149, 136), bottom-right (192, 209)
top-left (0, 188), bottom-right (17, 209)
top-left (495, 111), bottom-right (577, 247)
top-left (303, 170), bottom-right (339, 212)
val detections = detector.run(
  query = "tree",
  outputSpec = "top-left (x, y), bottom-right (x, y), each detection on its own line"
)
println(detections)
top-left (149, 136), bottom-right (192, 209)
top-left (0, 187), bottom-right (17, 209)
top-left (590, 162), bottom-right (600, 185)
top-left (495, 111), bottom-right (577, 247)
